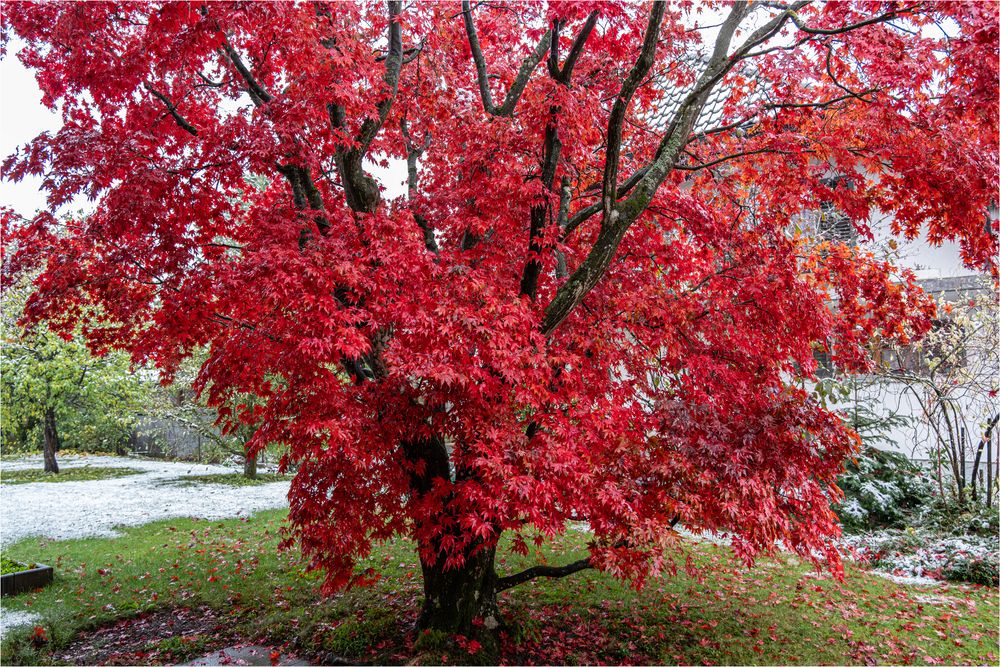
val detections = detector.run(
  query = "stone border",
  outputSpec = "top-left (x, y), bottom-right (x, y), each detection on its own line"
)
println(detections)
top-left (1, 563), bottom-right (54, 596)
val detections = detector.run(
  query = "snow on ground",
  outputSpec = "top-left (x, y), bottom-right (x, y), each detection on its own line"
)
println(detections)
top-left (1, 455), bottom-right (289, 632)
top-left (0, 455), bottom-right (290, 547)
top-left (1, 609), bottom-right (40, 636)
top-left (867, 570), bottom-right (940, 587)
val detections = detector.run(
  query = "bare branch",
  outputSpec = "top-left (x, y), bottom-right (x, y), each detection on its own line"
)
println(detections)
top-left (143, 83), bottom-right (198, 136)
top-left (462, 0), bottom-right (552, 117)
top-left (495, 557), bottom-right (593, 592)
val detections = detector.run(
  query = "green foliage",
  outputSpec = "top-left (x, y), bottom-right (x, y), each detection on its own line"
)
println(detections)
top-left (0, 467), bottom-right (140, 485)
top-left (0, 279), bottom-right (148, 455)
top-left (842, 529), bottom-right (999, 586)
top-left (916, 496), bottom-right (999, 537)
top-left (1, 557), bottom-right (35, 575)
top-left (942, 555), bottom-right (999, 586)
top-left (834, 446), bottom-right (934, 533)
top-left (144, 352), bottom-right (283, 470)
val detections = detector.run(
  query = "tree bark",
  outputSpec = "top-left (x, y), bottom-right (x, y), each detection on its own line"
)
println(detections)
top-left (43, 407), bottom-right (59, 474)
top-left (417, 543), bottom-right (501, 657)
top-left (970, 415), bottom-right (999, 504)
top-left (244, 452), bottom-right (258, 479)
top-left (403, 435), bottom-right (503, 659)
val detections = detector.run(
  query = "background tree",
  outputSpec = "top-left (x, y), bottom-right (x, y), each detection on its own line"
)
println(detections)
top-left (1, 278), bottom-right (146, 472)
top-left (2, 0), bottom-right (996, 653)
top-left (877, 282), bottom-right (1000, 508)
top-left (146, 350), bottom-right (268, 478)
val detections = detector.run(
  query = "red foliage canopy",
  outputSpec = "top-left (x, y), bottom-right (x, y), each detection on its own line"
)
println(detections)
top-left (2, 1), bottom-right (997, 593)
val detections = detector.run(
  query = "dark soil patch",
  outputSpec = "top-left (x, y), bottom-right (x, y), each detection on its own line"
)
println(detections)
top-left (55, 606), bottom-right (240, 665)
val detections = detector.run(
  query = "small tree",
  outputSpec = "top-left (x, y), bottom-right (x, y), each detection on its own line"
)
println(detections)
top-left (1, 279), bottom-right (146, 472)
top-left (147, 351), bottom-right (267, 478)
top-left (884, 284), bottom-right (1000, 508)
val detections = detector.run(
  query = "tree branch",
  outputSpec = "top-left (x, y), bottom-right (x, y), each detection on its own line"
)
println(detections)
top-left (144, 83), bottom-right (199, 136)
top-left (564, 166), bottom-right (651, 238)
top-left (789, 4), bottom-right (922, 36)
top-left (401, 117), bottom-right (438, 254)
top-left (675, 147), bottom-right (793, 171)
top-left (518, 10), bottom-right (598, 299)
top-left (539, 1), bottom-right (821, 336)
top-left (600, 1), bottom-right (667, 221)
top-left (462, 0), bottom-right (552, 117)
top-left (219, 35), bottom-right (273, 106)
top-left (495, 557), bottom-right (593, 592)
top-left (358, 0), bottom-right (404, 154)
top-left (326, 0), bottom-right (405, 213)
top-left (551, 11), bottom-right (599, 84)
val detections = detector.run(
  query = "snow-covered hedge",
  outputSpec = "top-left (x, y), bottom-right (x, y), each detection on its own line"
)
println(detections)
top-left (834, 446), bottom-right (933, 532)
top-left (841, 530), bottom-right (999, 586)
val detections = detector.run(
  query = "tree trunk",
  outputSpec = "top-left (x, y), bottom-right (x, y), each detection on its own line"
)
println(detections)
top-left (43, 407), bottom-right (59, 474)
top-left (243, 452), bottom-right (258, 479)
top-left (417, 544), bottom-right (502, 657)
top-left (403, 435), bottom-right (503, 660)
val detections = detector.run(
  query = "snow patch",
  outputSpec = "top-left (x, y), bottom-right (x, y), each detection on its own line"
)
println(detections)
top-left (1, 456), bottom-right (289, 547)
top-left (912, 594), bottom-right (962, 606)
top-left (868, 570), bottom-right (940, 587)
top-left (0, 608), bottom-right (40, 635)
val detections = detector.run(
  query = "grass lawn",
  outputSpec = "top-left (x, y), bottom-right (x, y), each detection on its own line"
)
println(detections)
top-left (1, 510), bottom-right (997, 665)
top-left (0, 467), bottom-right (141, 485)
top-left (168, 473), bottom-right (291, 487)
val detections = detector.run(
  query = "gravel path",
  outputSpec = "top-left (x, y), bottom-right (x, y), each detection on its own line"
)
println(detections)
top-left (0, 455), bottom-right (289, 547)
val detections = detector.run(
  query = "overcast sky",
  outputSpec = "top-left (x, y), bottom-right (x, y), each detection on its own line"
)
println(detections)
top-left (0, 39), bottom-right (971, 279)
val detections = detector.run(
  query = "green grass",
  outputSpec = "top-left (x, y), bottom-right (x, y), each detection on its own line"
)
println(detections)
top-left (0, 511), bottom-right (997, 665)
top-left (0, 467), bottom-right (141, 485)
top-left (168, 473), bottom-right (291, 487)
top-left (0, 450), bottom-right (120, 462)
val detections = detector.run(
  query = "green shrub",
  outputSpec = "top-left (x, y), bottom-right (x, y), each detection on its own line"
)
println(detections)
top-left (916, 497), bottom-right (999, 537)
top-left (1, 556), bottom-right (34, 575)
top-left (942, 556), bottom-right (999, 586)
top-left (834, 446), bottom-right (933, 533)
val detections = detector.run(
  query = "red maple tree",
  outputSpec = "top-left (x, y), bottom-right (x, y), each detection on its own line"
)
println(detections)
top-left (2, 0), bottom-right (997, 650)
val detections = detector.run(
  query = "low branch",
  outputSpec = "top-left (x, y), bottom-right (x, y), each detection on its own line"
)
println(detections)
top-left (495, 557), bottom-right (593, 592)
top-left (497, 514), bottom-right (681, 592)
